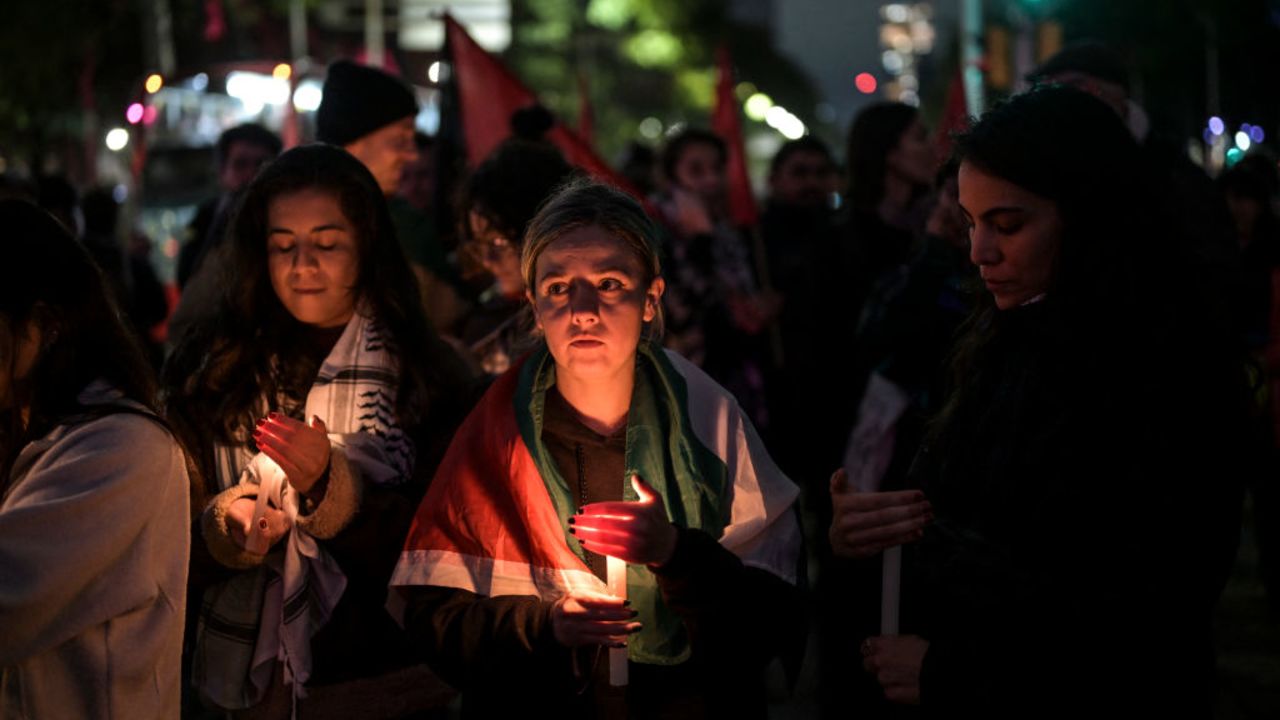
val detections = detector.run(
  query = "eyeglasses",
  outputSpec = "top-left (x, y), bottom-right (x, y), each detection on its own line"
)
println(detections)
top-left (468, 233), bottom-right (517, 258)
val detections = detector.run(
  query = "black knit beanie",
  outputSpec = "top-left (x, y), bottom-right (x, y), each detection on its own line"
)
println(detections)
top-left (316, 60), bottom-right (418, 146)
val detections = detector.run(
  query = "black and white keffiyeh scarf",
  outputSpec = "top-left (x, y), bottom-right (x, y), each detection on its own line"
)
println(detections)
top-left (193, 307), bottom-right (412, 711)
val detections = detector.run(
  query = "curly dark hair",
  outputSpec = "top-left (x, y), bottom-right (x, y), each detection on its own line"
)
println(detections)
top-left (163, 144), bottom-right (467, 502)
top-left (0, 200), bottom-right (162, 486)
top-left (457, 137), bottom-right (577, 253)
top-left (660, 128), bottom-right (726, 185)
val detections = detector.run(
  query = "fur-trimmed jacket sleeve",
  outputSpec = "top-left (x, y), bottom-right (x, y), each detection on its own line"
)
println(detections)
top-left (201, 445), bottom-right (363, 568)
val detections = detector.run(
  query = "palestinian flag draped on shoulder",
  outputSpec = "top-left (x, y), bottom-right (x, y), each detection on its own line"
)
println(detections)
top-left (390, 342), bottom-right (801, 664)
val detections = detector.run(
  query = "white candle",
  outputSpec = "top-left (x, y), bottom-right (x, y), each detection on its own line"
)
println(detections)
top-left (245, 471), bottom-right (279, 555)
top-left (881, 546), bottom-right (901, 635)
top-left (607, 555), bottom-right (628, 686)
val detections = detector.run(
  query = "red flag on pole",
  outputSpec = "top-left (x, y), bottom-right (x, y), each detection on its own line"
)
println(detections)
top-left (711, 45), bottom-right (759, 228)
top-left (443, 15), bottom-right (636, 196)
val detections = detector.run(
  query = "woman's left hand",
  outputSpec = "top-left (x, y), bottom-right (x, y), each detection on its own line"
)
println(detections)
top-left (570, 475), bottom-right (678, 567)
top-left (255, 413), bottom-right (330, 499)
top-left (862, 634), bottom-right (928, 705)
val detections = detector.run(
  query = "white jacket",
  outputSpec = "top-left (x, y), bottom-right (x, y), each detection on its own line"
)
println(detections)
top-left (0, 385), bottom-right (189, 719)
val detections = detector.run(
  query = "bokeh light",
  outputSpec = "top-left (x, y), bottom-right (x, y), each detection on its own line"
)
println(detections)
top-left (105, 128), bottom-right (129, 151)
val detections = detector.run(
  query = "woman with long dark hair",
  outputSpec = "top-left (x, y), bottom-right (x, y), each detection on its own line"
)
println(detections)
top-left (0, 200), bottom-right (189, 717)
top-left (835, 86), bottom-right (1248, 716)
top-left (164, 144), bottom-right (468, 717)
top-left (391, 180), bottom-right (803, 717)
top-left (841, 102), bottom-right (936, 311)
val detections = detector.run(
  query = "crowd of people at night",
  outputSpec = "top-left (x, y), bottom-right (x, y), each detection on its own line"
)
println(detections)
top-left (2, 40), bottom-right (1278, 719)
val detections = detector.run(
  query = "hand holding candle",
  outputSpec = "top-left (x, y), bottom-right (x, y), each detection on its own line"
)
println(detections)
top-left (227, 496), bottom-right (290, 554)
top-left (549, 591), bottom-right (640, 648)
top-left (861, 635), bottom-right (928, 705)
top-left (828, 468), bottom-right (933, 559)
top-left (254, 413), bottom-right (331, 500)
top-left (570, 475), bottom-right (677, 568)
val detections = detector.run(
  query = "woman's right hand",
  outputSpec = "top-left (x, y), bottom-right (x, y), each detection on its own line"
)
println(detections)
top-left (226, 496), bottom-right (290, 552)
top-left (666, 187), bottom-right (715, 237)
top-left (829, 469), bottom-right (933, 558)
top-left (550, 591), bottom-right (642, 649)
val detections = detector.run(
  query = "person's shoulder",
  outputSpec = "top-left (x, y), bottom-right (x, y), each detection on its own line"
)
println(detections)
top-left (658, 348), bottom-right (738, 408)
top-left (8, 407), bottom-right (182, 505)
top-left (60, 408), bottom-right (180, 462)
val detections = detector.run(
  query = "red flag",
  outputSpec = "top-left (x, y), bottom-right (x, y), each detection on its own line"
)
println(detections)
top-left (711, 45), bottom-right (759, 228)
top-left (203, 0), bottom-right (226, 42)
top-left (444, 16), bottom-right (637, 196)
top-left (934, 67), bottom-right (969, 161)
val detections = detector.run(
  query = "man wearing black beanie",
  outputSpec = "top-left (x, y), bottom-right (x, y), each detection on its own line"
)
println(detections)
top-left (316, 60), bottom-right (420, 195)
top-left (315, 60), bottom-right (465, 331)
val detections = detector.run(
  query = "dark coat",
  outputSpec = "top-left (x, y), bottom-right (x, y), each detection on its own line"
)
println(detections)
top-left (902, 298), bottom-right (1245, 717)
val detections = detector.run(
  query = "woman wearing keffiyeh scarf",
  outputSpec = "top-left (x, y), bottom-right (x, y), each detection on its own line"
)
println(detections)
top-left (391, 180), bottom-right (804, 717)
top-left (163, 145), bottom-right (468, 718)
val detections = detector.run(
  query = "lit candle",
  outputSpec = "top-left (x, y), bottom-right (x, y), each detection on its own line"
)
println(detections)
top-left (245, 470), bottom-right (279, 555)
top-left (607, 555), bottom-right (628, 686)
top-left (881, 546), bottom-right (901, 635)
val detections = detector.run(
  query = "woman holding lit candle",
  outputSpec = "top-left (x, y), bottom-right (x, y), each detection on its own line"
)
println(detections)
top-left (164, 144), bottom-right (468, 717)
top-left (837, 86), bottom-right (1248, 715)
top-left (391, 179), bottom-right (804, 717)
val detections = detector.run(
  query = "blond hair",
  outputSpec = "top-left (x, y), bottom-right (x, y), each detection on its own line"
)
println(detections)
top-left (520, 178), bottom-right (665, 339)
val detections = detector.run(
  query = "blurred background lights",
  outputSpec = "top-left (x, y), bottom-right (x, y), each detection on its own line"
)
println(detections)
top-left (428, 61), bottom-right (442, 83)
top-left (855, 72), bottom-right (878, 94)
top-left (105, 128), bottom-right (129, 151)
top-left (765, 105), bottom-right (805, 140)
top-left (1236, 131), bottom-right (1252, 151)
top-left (744, 92), bottom-right (774, 121)
top-left (191, 73), bottom-right (209, 92)
top-left (126, 103), bottom-right (144, 124)
top-left (292, 80), bottom-right (323, 112)
top-left (881, 50), bottom-right (905, 74)
top-left (1208, 116), bottom-right (1225, 136)
top-left (143, 105), bottom-right (159, 125)
top-left (883, 4), bottom-right (909, 23)
top-left (144, 74), bottom-right (163, 94)
top-left (1250, 126), bottom-right (1266, 143)
top-left (638, 116), bottom-right (663, 140)
top-left (1226, 147), bottom-right (1244, 166)
top-left (272, 63), bottom-right (292, 81)
top-left (226, 71), bottom-right (290, 115)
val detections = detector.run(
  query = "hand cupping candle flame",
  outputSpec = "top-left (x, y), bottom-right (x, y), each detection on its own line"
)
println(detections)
top-left (569, 475), bottom-right (678, 567)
